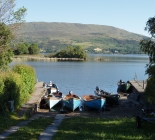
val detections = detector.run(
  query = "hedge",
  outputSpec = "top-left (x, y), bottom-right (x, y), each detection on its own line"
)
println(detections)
top-left (0, 64), bottom-right (37, 112)
top-left (12, 64), bottom-right (37, 94)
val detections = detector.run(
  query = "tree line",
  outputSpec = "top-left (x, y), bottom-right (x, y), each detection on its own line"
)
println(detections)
top-left (13, 42), bottom-right (39, 55)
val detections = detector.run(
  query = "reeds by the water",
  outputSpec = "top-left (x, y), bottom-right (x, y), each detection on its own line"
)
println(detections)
top-left (13, 56), bottom-right (85, 61)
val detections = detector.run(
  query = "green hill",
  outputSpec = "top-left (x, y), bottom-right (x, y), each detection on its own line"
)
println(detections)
top-left (18, 22), bottom-right (148, 54)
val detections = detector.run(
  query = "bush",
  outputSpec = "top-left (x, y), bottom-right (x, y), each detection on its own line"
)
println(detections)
top-left (145, 78), bottom-right (155, 103)
top-left (0, 64), bottom-right (37, 112)
top-left (12, 64), bottom-right (37, 94)
top-left (0, 71), bottom-right (28, 111)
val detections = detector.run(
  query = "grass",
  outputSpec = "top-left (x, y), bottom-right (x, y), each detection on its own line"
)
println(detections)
top-left (5, 117), bottom-right (54, 140)
top-left (52, 117), bottom-right (155, 140)
top-left (1, 113), bottom-right (155, 140)
top-left (0, 112), bottom-right (28, 132)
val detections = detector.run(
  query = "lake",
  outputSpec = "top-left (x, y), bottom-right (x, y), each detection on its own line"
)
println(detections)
top-left (11, 54), bottom-right (149, 96)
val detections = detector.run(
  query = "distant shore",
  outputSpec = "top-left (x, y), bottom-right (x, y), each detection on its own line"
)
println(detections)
top-left (13, 55), bottom-right (86, 61)
top-left (13, 55), bottom-right (111, 62)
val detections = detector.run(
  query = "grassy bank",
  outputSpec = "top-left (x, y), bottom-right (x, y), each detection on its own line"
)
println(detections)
top-left (0, 112), bottom-right (28, 132)
top-left (5, 117), bottom-right (54, 140)
top-left (1, 115), bottom-right (155, 139)
top-left (52, 117), bottom-right (155, 140)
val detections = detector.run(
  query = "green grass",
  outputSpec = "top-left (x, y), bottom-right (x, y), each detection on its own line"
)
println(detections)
top-left (0, 112), bottom-right (28, 132)
top-left (52, 117), bottom-right (155, 140)
top-left (5, 117), bottom-right (54, 140)
top-left (1, 114), bottom-right (155, 140)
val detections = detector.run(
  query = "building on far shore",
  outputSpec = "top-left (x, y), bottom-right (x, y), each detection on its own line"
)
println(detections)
top-left (94, 48), bottom-right (102, 52)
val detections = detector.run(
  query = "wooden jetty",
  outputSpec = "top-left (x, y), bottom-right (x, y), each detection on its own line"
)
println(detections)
top-left (128, 80), bottom-right (146, 94)
top-left (127, 80), bottom-right (147, 105)
top-left (18, 82), bottom-right (46, 117)
top-left (129, 80), bottom-right (155, 110)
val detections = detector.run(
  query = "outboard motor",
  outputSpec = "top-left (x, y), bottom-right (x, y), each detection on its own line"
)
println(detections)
top-left (47, 88), bottom-right (51, 94)
top-left (96, 86), bottom-right (100, 92)
top-left (69, 91), bottom-right (73, 95)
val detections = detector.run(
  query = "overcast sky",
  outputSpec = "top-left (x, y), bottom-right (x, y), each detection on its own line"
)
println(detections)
top-left (15, 0), bottom-right (155, 37)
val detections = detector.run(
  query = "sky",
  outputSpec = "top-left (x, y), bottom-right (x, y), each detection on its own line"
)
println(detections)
top-left (15, 0), bottom-right (155, 37)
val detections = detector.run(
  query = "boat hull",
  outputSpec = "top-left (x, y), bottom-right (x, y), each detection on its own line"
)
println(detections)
top-left (63, 98), bottom-right (82, 111)
top-left (44, 97), bottom-right (62, 109)
top-left (95, 91), bottom-right (120, 105)
top-left (82, 96), bottom-right (106, 111)
top-left (117, 82), bottom-right (131, 93)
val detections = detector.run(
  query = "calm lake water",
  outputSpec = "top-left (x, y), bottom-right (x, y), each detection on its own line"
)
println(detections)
top-left (11, 54), bottom-right (149, 96)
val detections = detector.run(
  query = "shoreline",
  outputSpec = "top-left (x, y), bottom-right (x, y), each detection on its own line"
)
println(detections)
top-left (12, 56), bottom-right (109, 62)
top-left (13, 56), bottom-right (86, 61)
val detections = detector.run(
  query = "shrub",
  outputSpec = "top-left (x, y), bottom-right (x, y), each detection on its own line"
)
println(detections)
top-left (0, 71), bottom-right (28, 111)
top-left (0, 64), bottom-right (37, 112)
top-left (12, 64), bottom-right (37, 94)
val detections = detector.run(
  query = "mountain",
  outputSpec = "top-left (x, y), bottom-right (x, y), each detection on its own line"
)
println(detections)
top-left (18, 22), bottom-right (147, 53)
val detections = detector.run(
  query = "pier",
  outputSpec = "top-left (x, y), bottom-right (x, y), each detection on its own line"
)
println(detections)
top-left (128, 80), bottom-right (146, 94)
top-left (128, 80), bottom-right (155, 111)
top-left (127, 80), bottom-right (147, 105)
top-left (18, 82), bottom-right (46, 117)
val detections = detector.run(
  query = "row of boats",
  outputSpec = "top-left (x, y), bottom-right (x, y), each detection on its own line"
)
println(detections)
top-left (42, 81), bottom-right (123, 112)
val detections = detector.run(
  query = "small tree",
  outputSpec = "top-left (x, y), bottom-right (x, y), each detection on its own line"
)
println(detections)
top-left (28, 43), bottom-right (39, 54)
top-left (0, 23), bottom-right (14, 70)
top-left (140, 16), bottom-right (155, 103)
top-left (0, 0), bottom-right (27, 70)
top-left (0, 0), bottom-right (27, 34)
top-left (16, 43), bottom-right (28, 55)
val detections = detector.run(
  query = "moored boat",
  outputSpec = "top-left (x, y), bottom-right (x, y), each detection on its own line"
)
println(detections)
top-left (43, 91), bottom-right (63, 111)
top-left (117, 80), bottom-right (131, 93)
top-left (82, 94), bottom-right (106, 111)
top-left (44, 81), bottom-right (59, 94)
top-left (95, 86), bottom-right (120, 106)
top-left (62, 91), bottom-right (83, 111)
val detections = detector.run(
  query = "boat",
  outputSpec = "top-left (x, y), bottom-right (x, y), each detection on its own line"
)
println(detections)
top-left (62, 91), bottom-right (83, 111)
top-left (82, 94), bottom-right (106, 111)
top-left (44, 81), bottom-right (59, 94)
top-left (117, 80), bottom-right (131, 93)
top-left (94, 86), bottom-right (120, 106)
top-left (43, 91), bottom-right (63, 111)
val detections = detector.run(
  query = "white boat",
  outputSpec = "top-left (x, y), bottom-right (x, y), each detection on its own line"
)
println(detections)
top-left (44, 81), bottom-right (59, 94)
top-left (43, 91), bottom-right (63, 111)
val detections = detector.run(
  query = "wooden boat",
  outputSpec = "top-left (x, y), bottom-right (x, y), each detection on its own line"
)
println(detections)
top-left (62, 92), bottom-right (83, 111)
top-left (95, 87), bottom-right (120, 106)
top-left (43, 91), bottom-right (63, 111)
top-left (82, 95), bottom-right (106, 111)
top-left (117, 80), bottom-right (131, 93)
